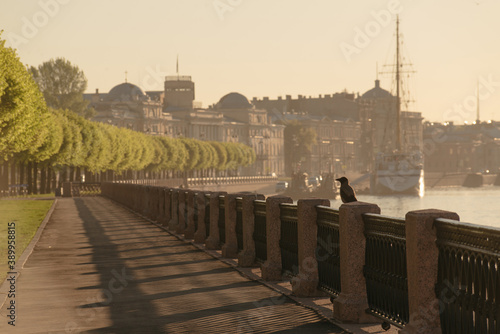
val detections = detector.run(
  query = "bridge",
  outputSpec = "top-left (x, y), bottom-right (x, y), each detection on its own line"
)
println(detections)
top-left (1, 182), bottom-right (497, 333)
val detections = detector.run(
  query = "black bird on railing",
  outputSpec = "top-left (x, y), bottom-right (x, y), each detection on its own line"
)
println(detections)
top-left (335, 176), bottom-right (358, 203)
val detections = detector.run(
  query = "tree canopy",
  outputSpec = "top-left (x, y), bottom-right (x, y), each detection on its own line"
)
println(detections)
top-left (0, 35), bottom-right (256, 174)
top-left (279, 119), bottom-right (317, 174)
top-left (0, 35), bottom-right (51, 160)
top-left (30, 57), bottom-right (95, 119)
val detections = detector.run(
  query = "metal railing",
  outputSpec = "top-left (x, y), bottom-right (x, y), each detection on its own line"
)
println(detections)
top-left (114, 179), bottom-right (159, 185)
top-left (187, 176), bottom-right (278, 187)
top-left (2, 184), bottom-right (28, 197)
top-left (253, 200), bottom-right (267, 263)
top-left (316, 206), bottom-right (341, 298)
top-left (71, 182), bottom-right (102, 197)
top-left (280, 203), bottom-right (299, 277)
top-left (236, 197), bottom-right (244, 252)
top-left (218, 195), bottom-right (226, 245)
top-left (435, 218), bottom-right (500, 334)
top-left (363, 213), bottom-right (409, 328)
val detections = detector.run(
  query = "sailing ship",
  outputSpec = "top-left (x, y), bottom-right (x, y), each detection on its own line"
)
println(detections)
top-left (372, 17), bottom-right (424, 195)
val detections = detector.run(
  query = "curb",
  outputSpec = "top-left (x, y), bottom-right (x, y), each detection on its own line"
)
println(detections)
top-left (0, 198), bottom-right (58, 311)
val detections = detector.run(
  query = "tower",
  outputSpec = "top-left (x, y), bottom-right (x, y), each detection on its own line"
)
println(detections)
top-left (164, 75), bottom-right (195, 110)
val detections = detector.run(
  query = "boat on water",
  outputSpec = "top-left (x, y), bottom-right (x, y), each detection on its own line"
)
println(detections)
top-left (371, 16), bottom-right (424, 195)
top-left (373, 151), bottom-right (424, 194)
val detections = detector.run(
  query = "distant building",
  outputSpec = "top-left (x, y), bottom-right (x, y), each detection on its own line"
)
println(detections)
top-left (213, 92), bottom-right (285, 176)
top-left (252, 91), bottom-right (359, 120)
top-left (424, 121), bottom-right (500, 174)
top-left (86, 76), bottom-right (285, 176)
top-left (253, 92), bottom-right (362, 175)
top-left (85, 75), bottom-right (425, 177)
top-left (273, 113), bottom-right (361, 176)
top-left (252, 79), bottom-right (424, 175)
top-left (87, 82), bottom-right (173, 135)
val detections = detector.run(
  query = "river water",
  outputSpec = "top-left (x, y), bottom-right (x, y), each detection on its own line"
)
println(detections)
top-left (328, 186), bottom-right (500, 229)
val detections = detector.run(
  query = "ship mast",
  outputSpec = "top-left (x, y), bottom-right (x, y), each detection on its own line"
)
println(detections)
top-left (396, 16), bottom-right (401, 152)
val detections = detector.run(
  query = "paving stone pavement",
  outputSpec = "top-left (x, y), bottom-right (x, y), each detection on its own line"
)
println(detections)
top-left (0, 197), bottom-right (346, 333)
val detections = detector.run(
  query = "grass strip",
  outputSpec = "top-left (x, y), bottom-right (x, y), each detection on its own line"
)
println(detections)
top-left (0, 199), bottom-right (54, 282)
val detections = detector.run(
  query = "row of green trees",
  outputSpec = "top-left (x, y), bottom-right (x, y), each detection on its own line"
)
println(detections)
top-left (0, 34), bottom-right (256, 192)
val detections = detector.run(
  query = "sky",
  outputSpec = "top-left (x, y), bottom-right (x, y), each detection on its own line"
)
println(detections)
top-left (1, 0), bottom-right (499, 123)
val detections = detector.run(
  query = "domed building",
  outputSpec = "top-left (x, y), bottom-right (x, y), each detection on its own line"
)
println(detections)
top-left (85, 76), bottom-right (286, 176)
top-left (216, 92), bottom-right (253, 110)
top-left (360, 79), bottom-right (393, 100)
top-left (88, 81), bottom-right (172, 135)
top-left (211, 92), bottom-right (285, 176)
top-left (105, 82), bottom-right (150, 102)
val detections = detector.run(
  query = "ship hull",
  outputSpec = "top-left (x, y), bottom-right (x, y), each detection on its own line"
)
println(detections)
top-left (372, 169), bottom-right (424, 195)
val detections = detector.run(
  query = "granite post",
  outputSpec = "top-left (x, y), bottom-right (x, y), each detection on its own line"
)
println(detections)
top-left (184, 190), bottom-right (196, 239)
top-left (149, 186), bottom-right (159, 220)
top-left (132, 184), bottom-right (141, 212)
top-left (157, 187), bottom-right (167, 225)
top-left (332, 201), bottom-right (380, 323)
top-left (399, 209), bottom-right (459, 334)
top-left (168, 189), bottom-right (179, 231)
top-left (163, 188), bottom-right (172, 227)
top-left (205, 192), bottom-right (226, 250)
top-left (261, 195), bottom-right (293, 281)
top-left (142, 186), bottom-right (151, 217)
top-left (291, 198), bottom-right (330, 297)
top-left (194, 191), bottom-right (210, 244)
top-left (222, 194), bottom-right (239, 258)
top-left (176, 190), bottom-right (187, 235)
top-left (238, 194), bottom-right (265, 267)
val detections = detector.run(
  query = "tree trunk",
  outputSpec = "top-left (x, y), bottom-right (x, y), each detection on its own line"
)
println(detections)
top-left (46, 167), bottom-right (52, 194)
top-left (33, 162), bottom-right (38, 194)
top-left (76, 167), bottom-right (81, 182)
top-left (19, 163), bottom-right (25, 186)
top-left (0, 161), bottom-right (8, 193)
top-left (27, 162), bottom-right (33, 195)
top-left (50, 168), bottom-right (57, 193)
top-left (10, 162), bottom-right (16, 185)
top-left (44, 166), bottom-right (49, 194)
top-left (40, 166), bottom-right (46, 194)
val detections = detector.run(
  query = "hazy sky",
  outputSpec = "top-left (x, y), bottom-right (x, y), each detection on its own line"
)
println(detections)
top-left (1, 0), bottom-right (499, 123)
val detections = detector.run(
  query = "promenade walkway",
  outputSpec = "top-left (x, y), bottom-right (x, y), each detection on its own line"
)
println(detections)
top-left (0, 197), bottom-right (345, 333)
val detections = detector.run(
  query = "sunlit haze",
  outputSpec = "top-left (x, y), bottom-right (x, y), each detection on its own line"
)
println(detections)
top-left (2, 0), bottom-right (499, 122)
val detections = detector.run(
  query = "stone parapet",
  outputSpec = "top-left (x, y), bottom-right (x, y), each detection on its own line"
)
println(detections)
top-left (261, 195), bottom-right (293, 281)
top-left (332, 201), bottom-right (380, 323)
top-left (205, 192), bottom-right (226, 250)
top-left (291, 198), bottom-right (330, 297)
top-left (399, 209), bottom-right (459, 334)
top-left (238, 194), bottom-right (265, 267)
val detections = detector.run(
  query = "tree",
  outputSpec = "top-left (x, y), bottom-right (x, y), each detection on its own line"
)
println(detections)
top-left (282, 120), bottom-right (317, 175)
top-left (30, 58), bottom-right (95, 119)
top-left (0, 34), bottom-right (51, 160)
